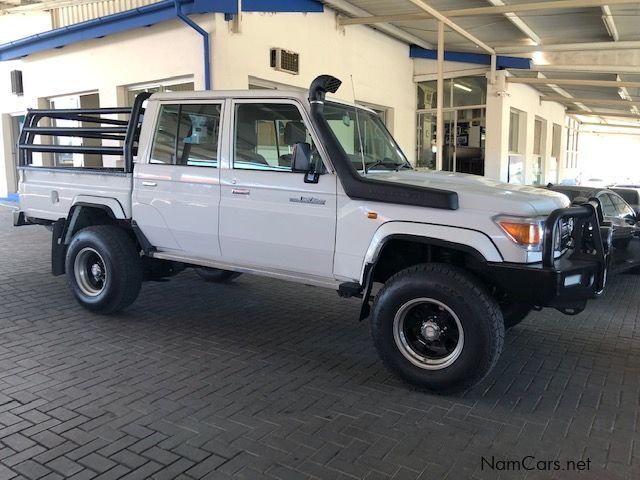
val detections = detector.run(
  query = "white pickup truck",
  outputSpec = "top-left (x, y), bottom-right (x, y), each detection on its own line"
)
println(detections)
top-left (14, 75), bottom-right (611, 393)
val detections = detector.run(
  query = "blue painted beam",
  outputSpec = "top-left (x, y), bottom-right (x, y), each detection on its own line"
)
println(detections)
top-left (241, 0), bottom-right (323, 12)
top-left (0, 0), bottom-right (323, 61)
top-left (410, 46), bottom-right (531, 70)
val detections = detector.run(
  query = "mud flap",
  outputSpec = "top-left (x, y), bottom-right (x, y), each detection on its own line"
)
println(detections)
top-left (359, 264), bottom-right (375, 321)
top-left (51, 219), bottom-right (66, 276)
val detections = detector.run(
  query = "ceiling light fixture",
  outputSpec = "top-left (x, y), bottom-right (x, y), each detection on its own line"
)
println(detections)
top-left (454, 83), bottom-right (472, 92)
top-left (531, 51), bottom-right (545, 65)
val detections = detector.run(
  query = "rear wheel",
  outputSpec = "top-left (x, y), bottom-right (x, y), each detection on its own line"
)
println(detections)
top-left (66, 226), bottom-right (142, 313)
top-left (195, 267), bottom-right (242, 283)
top-left (371, 263), bottom-right (504, 393)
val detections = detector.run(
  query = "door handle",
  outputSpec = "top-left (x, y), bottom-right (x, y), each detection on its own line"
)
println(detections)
top-left (232, 188), bottom-right (250, 196)
top-left (142, 181), bottom-right (157, 187)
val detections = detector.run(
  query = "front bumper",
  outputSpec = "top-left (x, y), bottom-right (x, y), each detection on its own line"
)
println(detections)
top-left (486, 200), bottom-right (612, 314)
top-left (486, 256), bottom-right (603, 314)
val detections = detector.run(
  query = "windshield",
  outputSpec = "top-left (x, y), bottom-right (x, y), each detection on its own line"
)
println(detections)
top-left (323, 102), bottom-right (411, 173)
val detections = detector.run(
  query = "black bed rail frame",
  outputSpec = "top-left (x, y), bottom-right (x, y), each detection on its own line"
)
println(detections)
top-left (18, 92), bottom-right (152, 173)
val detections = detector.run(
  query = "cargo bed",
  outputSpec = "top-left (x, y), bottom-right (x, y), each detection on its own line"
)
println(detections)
top-left (19, 167), bottom-right (132, 222)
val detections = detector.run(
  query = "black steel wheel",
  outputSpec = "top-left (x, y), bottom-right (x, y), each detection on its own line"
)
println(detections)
top-left (66, 226), bottom-right (142, 313)
top-left (371, 263), bottom-right (504, 394)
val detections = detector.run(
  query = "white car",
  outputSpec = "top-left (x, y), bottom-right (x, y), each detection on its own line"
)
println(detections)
top-left (14, 75), bottom-right (611, 393)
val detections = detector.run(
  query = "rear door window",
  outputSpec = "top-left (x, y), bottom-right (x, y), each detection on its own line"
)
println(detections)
top-left (150, 103), bottom-right (222, 167)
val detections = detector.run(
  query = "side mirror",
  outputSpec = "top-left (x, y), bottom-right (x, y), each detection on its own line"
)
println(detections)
top-left (291, 142), bottom-right (311, 172)
top-left (291, 142), bottom-right (321, 184)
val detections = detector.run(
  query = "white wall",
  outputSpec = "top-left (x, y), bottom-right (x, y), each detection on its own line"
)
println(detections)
top-left (485, 71), bottom-right (566, 183)
top-left (0, 12), bottom-right (51, 44)
top-left (212, 11), bottom-right (417, 161)
top-left (0, 12), bottom-right (54, 197)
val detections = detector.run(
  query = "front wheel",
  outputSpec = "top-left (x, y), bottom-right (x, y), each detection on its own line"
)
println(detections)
top-left (371, 263), bottom-right (504, 394)
top-left (66, 226), bottom-right (142, 313)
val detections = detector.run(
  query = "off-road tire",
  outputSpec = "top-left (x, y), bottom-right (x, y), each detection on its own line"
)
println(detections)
top-left (195, 267), bottom-right (242, 283)
top-left (371, 263), bottom-right (504, 394)
top-left (66, 226), bottom-right (142, 313)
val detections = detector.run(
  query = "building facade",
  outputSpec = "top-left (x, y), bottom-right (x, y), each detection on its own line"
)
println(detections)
top-left (0, 0), bottom-right (573, 198)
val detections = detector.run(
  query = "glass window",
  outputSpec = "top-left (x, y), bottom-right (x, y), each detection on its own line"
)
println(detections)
top-left (509, 109), bottom-right (522, 154)
top-left (613, 189), bottom-right (638, 206)
top-left (417, 76), bottom-right (486, 110)
top-left (233, 103), bottom-right (313, 172)
top-left (611, 194), bottom-right (635, 217)
top-left (127, 81), bottom-right (194, 107)
top-left (598, 193), bottom-right (617, 217)
top-left (49, 95), bottom-right (81, 166)
top-left (150, 103), bottom-right (221, 167)
top-left (451, 77), bottom-right (487, 107)
top-left (552, 123), bottom-right (562, 159)
top-left (564, 117), bottom-right (579, 169)
top-left (323, 102), bottom-right (410, 173)
top-left (533, 118), bottom-right (543, 156)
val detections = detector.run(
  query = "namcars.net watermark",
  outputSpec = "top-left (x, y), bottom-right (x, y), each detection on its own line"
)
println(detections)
top-left (481, 456), bottom-right (591, 472)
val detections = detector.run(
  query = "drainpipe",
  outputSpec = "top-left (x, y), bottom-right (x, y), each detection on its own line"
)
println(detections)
top-left (174, 0), bottom-right (211, 90)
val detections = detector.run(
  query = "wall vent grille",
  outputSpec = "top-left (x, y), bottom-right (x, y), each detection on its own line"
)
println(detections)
top-left (270, 48), bottom-right (299, 75)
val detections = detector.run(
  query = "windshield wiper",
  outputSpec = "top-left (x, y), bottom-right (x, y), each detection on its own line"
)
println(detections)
top-left (364, 160), bottom-right (385, 173)
top-left (365, 158), bottom-right (404, 173)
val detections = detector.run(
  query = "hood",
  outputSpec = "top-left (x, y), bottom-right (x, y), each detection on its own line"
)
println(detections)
top-left (368, 170), bottom-right (570, 216)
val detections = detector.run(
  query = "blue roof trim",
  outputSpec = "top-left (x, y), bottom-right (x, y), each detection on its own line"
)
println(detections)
top-left (0, 0), bottom-right (323, 61)
top-left (242, 0), bottom-right (323, 12)
top-left (410, 46), bottom-right (531, 70)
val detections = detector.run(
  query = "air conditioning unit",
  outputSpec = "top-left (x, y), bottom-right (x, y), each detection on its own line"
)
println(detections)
top-left (270, 48), bottom-right (299, 75)
top-left (10, 70), bottom-right (23, 96)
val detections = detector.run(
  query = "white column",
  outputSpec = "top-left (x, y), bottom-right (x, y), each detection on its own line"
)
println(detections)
top-left (436, 21), bottom-right (444, 170)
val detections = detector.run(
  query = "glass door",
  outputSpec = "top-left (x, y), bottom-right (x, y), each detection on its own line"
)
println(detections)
top-left (443, 112), bottom-right (456, 172)
top-left (416, 111), bottom-right (455, 170)
top-left (455, 108), bottom-right (485, 176)
top-left (416, 112), bottom-right (436, 169)
top-left (417, 108), bottom-right (485, 175)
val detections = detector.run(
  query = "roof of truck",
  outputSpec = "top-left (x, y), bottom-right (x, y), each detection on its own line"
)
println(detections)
top-left (147, 89), bottom-right (374, 113)
top-left (149, 89), bottom-right (309, 101)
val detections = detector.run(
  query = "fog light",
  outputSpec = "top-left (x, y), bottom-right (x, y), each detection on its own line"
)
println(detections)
top-left (564, 274), bottom-right (582, 287)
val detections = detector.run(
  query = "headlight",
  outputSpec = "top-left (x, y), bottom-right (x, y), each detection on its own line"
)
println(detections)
top-left (494, 215), bottom-right (545, 251)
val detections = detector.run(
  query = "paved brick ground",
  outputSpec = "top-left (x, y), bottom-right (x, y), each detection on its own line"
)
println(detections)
top-left (0, 206), bottom-right (639, 480)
